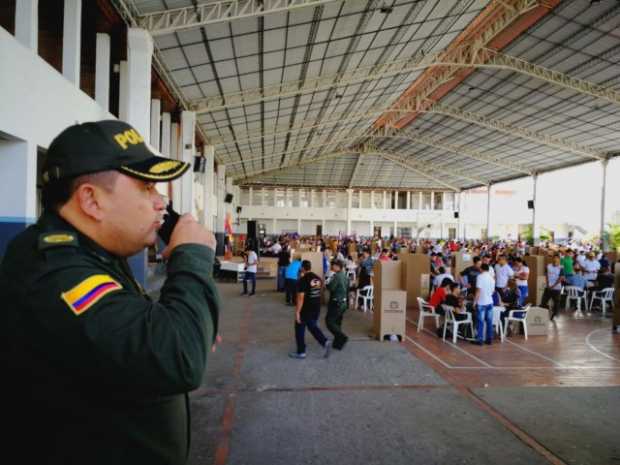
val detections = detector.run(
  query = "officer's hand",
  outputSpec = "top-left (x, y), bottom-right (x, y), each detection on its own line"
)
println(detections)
top-left (211, 334), bottom-right (222, 353)
top-left (163, 214), bottom-right (216, 257)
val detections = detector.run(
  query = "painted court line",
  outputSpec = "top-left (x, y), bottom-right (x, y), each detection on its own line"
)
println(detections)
top-left (406, 332), bottom-right (620, 371)
top-left (406, 318), bottom-right (493, 368)
top-left (504, 339), bottom-right (567, 368)
top-left (585, 328), bottom-right (620, 362)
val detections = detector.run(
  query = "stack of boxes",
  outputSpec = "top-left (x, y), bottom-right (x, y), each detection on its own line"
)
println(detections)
top-left (399, 254), bottom-right (432, 306)
top-left (372, 260), bottom-right (407, 341)
top-left (524, 255), bottom-right (546, 306)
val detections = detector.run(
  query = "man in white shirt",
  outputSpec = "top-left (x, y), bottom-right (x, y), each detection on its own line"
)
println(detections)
top-left (513, 257), bottom-right (530, 307)
top-left (494, 255), bottom-right (514, 292)
top-left (541, 255), bottom-right (564, 320)
top-left (582, 253), bottom-right (601, 281)
top-left (434, 266), bottom-right (455, 289)
top-left (576, 252), bottom-right (587, 270)
top-left (242, 246), bottom-right (259, 296)
top-left (472, 263), bottom-right (496, 346)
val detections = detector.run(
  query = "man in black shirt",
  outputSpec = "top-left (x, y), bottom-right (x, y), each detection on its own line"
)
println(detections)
top-left (277, 242), bottom-right (290, 292)
top-left (289, 260), bottom-right (332, 359)
top-left (460, 256), bottom-right (482, 296)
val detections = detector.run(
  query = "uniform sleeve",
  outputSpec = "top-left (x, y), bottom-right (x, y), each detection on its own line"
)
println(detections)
top-left (30, 244), bottom-right (220, 396)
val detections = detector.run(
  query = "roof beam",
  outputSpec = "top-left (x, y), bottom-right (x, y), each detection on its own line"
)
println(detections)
top-left (347, 153), bottom-right (365, 188)
top-left (428, 102), bottom-right (606, 161)
top-left (370, 126), bottom-right (534, 175)
top-left (375, 0), bottom-right (561, 130)
top-left (139, 0), bottom-right (345, 36)
top-left (194, 43), bottom-right (620, 118)
top-left (234, 149), bottom-right (356, 183)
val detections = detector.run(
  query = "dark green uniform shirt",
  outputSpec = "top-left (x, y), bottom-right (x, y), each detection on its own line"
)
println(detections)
top-left (0, 211), bottom-right (220, 465)
top-left (327, 271), bottom-right (348, 303)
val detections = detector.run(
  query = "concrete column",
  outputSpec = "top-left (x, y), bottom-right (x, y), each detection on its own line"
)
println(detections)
top-left (248, 187), bottom-right (253, 206)
top-left (124, 29), bottom-right (153, 286)
top-left (161, 113), bottom-right (171, 156)
top-left (180, 111), bottom-right (195, 215)
top-left (297, 218), bottom-right (302, 234)
top-left (0, 139), bottom-right (37, 255)
top-left (430, 191), bottom-right (435, 210)
top-left (321, 219), bottom-right (326, 234)
top-left (383, 191), bottom-right (387, 209)
top-left (272, 218), bottom-right (277, 235)
top-left (322, 189), bottom-right (327, 208)
top-left (600, 159), bottom-right (609, 250)
top-left (309, 188), bottom-right (314, 207)
top-left (126, 28), bottom-right (153, 138)
top-left (406, 191), bottom-right (411, 209)
top-left (215, 165), bottom-right (226, 255)
top-left (170, 122), bottom-right (181, 210)
top-left (15, 0), bottom-right (38, 52)
top-left (486, 184), bottom-right (492, 240)
top-left (370, 191), bottom-right (375, 209)
top-left (419, 192), bottom-right (423, 211)
top-left (118, 61), bottom-right (129, 121)
top-left (532, 174), bottom-right (538, 245)
top-left (150, 99), bottom-right (161, 150)
top-left (203, 145), bottom-right (215, 230)
top-left (393, 221), bottom-right (398, 238)
top-left (457, 191), bottom-right (462, 240)
top-left (95, 33), bottom-right (111, 111)
top-left (62, 0), bottom-right (82, 86)
top-left (394, 191), bottom-right (398, 209)
top-left (370, 219), bottom-right (374, 237)
top-left (346, 188), bottom-right (352, 235)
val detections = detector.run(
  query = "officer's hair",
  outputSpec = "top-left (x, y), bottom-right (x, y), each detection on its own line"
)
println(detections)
top-left (301, 260), bottom-right (312, 271)
top-left (41, 171), bottom-right (119, 212)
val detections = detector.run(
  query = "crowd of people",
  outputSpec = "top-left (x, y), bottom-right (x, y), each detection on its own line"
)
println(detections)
top-left (256, 233), bottom-right (616, 349)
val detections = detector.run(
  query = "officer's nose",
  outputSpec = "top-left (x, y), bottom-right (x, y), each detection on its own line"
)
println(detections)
top-left (153, 190), bottom-right (166, 211)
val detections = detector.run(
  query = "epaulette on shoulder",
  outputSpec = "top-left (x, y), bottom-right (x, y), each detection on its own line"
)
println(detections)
top-left (38, 231), bottom-right (79, 251)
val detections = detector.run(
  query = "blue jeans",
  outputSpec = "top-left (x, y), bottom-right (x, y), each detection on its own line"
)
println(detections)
top-left (476, 304), bottom-right (494, 343)
top-left (518, 285), bottom-right (528, 306)
top-left (277, 266), bottom-right (287, 291)
top-left (295, 318), bottom-right (327, 354)
top-left (243, 271), bottom-right (256, 294)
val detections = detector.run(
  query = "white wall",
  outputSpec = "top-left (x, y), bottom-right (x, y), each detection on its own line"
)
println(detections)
top-left (0, 28), bottom-right (114, 147)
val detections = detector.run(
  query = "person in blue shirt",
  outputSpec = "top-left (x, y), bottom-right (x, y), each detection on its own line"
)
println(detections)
top-left (566, 266), bottom-right (588, 290)
top-left (285, 257), bottom-right (302, 305)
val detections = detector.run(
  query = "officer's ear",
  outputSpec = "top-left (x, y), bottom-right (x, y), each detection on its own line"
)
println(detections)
top-left (74, 183), bottom-right (106, 221)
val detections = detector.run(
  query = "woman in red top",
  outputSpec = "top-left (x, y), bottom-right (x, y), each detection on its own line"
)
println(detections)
top-left (429, 277), bottom-right (453, 308)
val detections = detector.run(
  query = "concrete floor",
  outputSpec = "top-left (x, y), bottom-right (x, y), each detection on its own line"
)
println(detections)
top-left (187, 280), bottom-right (620, 465)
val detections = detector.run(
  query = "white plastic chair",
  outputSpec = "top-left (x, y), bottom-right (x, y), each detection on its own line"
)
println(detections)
top-left (416, 297), bottom-right (440, 332)
top-left (346, 270), bottom-right (357, 284)
top-left (356, 285), bottom-right (374, 313)
top-left (492, 306), bottom-right (505, 342)
top-left (564, 286), bottom-right (587, 316)
top-left (589, 287), bottom-right (614, 317)
top-left (503, 304), bottom-right (531, 340)
top-left (442, 305), bottom-right (474, 344)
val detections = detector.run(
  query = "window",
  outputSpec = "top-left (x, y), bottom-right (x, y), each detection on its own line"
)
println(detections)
top-left (276, 189), bottom-right (287, 207)
top-left (312, 190), bottom-right (323, 207)
top-left (336, 191), bottom-right (347, 208)
top-left (264, 189), bottom-right (274, 206)
top-left (351, 191), bottom-right (360, 208)
top-left (390, 192), bottom-right (396, 209)
top-left (434, 192), bottom-right (443, 210)
top-left (326, 191), bottom-right (337, 208)
top-left (373, 191), bottom-right (383, 209)
top-left (444, 192), bottom-right (455, 210)
top-left (422, 192), bottom-right (432, 210)
top-left (398, 192), bottom-right (407, 209)
top-left (398, 227), bottom-right (411, 239)
top-left (361, 191), bottom-right (371, 208)
top-left (411, 191), bottom-right (420, 209)
top-left (252, 189), bottom-right (263, 206)
top-left (289, 189), bottom-right (297, 207)
top-left (240, 188), bottom-right (250, 206)
top-left (299, 189), bottom-right (309, 207)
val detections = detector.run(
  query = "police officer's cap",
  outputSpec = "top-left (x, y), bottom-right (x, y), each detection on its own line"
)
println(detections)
top-left (42, 120), bottom-right (190, 184)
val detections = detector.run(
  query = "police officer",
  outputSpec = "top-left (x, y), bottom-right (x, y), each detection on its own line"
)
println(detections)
top-left (0, 120), bottom-right (220, 465)
top-left (326, 259), bottom-right (349, 350)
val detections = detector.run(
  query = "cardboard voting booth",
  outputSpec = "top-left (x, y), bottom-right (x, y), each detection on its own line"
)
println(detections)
top-left (301, 251), bottom-right (323, 280)
top-left (400, 254), bottom-right (431, 308)
top-left (454, 252), bottom-right (473, 276)
top-left (524, 255), bottom-right (545, 306)
top-left (614, 263), bottom-right (620, 332)
top-left (372, 260), bottom-right (406, 341)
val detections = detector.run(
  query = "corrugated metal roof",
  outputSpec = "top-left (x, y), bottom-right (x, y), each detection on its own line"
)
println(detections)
top-left (130, 0), bottom-right (620, 189)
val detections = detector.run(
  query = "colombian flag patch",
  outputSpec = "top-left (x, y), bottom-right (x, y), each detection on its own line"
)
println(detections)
top-left (61, 275), bottom-right (122, 316)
